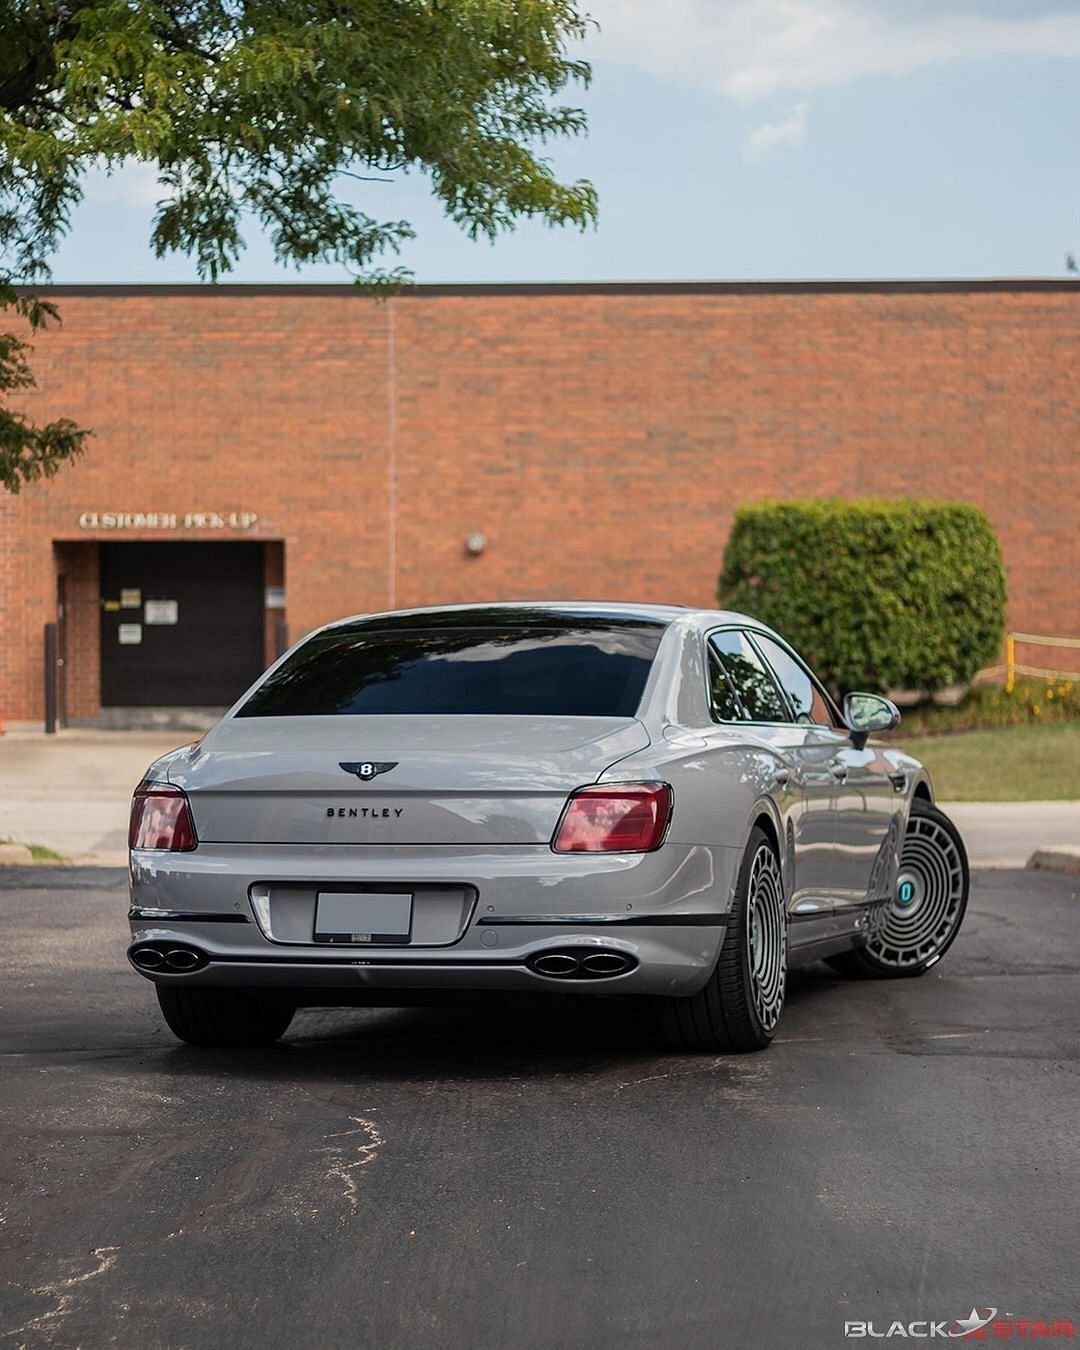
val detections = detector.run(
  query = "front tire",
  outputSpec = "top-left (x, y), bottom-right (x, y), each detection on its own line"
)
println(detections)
top-left (156, 986), bottom-right (295, 1046)
top-left (827, 797), bottom-right (969, 979)
top-left (661, 826), bottom-right (787, 1052)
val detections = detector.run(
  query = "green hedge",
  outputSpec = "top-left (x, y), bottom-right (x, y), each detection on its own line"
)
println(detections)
top-left (717, 499), bottom-right (1007, 695)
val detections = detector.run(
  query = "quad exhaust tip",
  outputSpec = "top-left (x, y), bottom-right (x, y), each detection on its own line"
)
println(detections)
top-left (529, 948), bottom-right (637, 980)
top-left (581, 951), bottom-right (631, 975)
top-left (130, 942), bottom-right (208, 974)
top-left (165, 947), bottom-right (202, 971)
top-left (532, 952), bottom-right (581, 977)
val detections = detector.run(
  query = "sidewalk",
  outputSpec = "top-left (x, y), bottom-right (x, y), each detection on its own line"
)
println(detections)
top-left (943, 801), bottom-right (1080, 869)
top-left (1, 728), bottom-right (1078, 868)
top-left (0, 728), bottom-right (197, 866)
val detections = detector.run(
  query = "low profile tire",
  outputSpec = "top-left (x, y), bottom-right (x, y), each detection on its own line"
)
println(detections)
top-left (826, 797), bottom-right (969, 980)
top-left (661, 826), bottom-right (787, 1053)
top-left (156, 986), bottom-right (295, 1046)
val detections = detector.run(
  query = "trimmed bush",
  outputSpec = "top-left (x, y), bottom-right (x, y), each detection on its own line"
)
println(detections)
top-left (717, 499), bottom-right (1007, 695)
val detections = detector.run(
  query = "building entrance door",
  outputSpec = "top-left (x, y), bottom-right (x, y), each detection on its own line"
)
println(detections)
top-left (99, 542), bottom-right (265, 707)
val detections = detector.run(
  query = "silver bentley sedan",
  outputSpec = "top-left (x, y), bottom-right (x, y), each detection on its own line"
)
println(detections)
top-left (127, 602), bottom-right (969, 1052)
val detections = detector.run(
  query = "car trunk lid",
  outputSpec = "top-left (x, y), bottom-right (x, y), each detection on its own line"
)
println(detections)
top-left (167, 715), bottom-right (650, 845)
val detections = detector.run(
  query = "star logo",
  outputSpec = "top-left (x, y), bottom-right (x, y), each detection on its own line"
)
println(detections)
top-left (951, 1308), bottom-right (998, 1340)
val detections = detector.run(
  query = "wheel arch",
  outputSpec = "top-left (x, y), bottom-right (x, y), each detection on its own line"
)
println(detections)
top-left (751, 807), bottom-right (781, 857)
top-left (746, 799), bottom-right (790, 902)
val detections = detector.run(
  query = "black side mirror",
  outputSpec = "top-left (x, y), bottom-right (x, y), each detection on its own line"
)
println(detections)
top-left (843, 692), bottom-right (901, 750)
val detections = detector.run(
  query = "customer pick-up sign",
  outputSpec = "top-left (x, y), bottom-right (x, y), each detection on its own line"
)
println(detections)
top-left (77, 511), bottom-right (259, 530)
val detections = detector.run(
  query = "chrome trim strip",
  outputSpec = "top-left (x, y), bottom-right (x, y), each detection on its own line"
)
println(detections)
top-left (477, 913), bottom-right (728, 927)
top-left (201, 954), bottom-right (523, 967)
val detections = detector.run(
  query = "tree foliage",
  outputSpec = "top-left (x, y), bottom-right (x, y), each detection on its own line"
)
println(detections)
top-left (0, 0), bottom-right (597, 488)
top-left (718, 499), bottom-right (1008, 696)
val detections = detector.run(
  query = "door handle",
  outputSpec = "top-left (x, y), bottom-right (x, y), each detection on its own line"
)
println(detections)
top-left (829, 759), bottom-right (848, 782)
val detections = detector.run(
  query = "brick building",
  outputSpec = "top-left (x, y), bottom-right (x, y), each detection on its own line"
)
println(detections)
top-left (1, 280), bottom-right (1077, 725)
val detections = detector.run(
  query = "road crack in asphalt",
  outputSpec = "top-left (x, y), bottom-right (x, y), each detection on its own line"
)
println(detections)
top-left (610, 1057), bottom-right (776, 1095)
top-left (320, 1116), bottom-right (385, 1212)
top-left (612, 1059), bottom-right (726, 1092)
top-left (2, 1245), bottom-right (119, 1345)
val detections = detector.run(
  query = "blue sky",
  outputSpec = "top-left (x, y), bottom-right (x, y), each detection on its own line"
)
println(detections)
top-left (50, 0), bottom-right (1080, 283)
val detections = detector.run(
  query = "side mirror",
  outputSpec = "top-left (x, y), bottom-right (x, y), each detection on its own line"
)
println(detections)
top-left (843, 692), bottom-right (901, 750)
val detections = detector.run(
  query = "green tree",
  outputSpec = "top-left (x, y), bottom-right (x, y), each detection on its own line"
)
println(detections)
top-left (0, 0), bottom-right (597, 490)
top-left (0, 283), bottom-right (88, 491)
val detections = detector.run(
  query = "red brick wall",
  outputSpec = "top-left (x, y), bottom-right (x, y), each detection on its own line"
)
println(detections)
top-left (2, 283), bottom-right (1077, 721)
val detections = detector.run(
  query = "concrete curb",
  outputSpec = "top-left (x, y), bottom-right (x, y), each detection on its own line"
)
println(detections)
top-left (1027, 849), bottom-right (1080, 877)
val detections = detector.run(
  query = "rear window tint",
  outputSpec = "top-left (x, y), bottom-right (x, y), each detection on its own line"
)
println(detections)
top-left (238, 622), bottom-right (665, 717)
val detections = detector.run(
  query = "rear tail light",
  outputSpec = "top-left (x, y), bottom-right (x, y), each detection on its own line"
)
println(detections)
top-left (129, 781), bottom-right (198, 851)
top-left (552, 782), bottom-right (672, 853)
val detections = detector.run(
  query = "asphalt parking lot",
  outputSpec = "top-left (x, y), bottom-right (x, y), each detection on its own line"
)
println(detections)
top-left (0, 868), bottom-right (1076, 1350)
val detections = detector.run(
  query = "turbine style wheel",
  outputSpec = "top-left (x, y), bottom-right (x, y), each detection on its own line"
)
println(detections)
top-left (827, 798), bottom-right (969, 980)
top-left (746, 843), bottom-right (787, 1033)
top-left (661, 825), bottom-right (787, 1052)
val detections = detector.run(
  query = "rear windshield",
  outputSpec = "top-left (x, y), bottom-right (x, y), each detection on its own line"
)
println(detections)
top-left (237, 621), bottom-right (665, 718)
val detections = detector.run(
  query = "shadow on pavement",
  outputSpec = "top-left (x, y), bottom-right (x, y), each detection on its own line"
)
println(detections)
top-left (116, 968), bottom-right (843, 1090)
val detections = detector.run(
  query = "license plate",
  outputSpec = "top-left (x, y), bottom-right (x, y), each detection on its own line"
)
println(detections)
top-left (314, 891), bottom-right (413, 944)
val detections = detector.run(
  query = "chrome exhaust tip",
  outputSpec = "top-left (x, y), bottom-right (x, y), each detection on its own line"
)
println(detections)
top-left (527, 948), bottom-right (637, 980)
top-left (165, 947), bottom-right (201, 972)
top-left (581, 951), bottom-right (629, 976)
top-left (532, 952), bottom-right (581, 977)
top-left (129, 942), bottom-right (208, 975)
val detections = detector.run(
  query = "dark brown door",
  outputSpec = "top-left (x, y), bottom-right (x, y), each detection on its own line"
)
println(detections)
top-left (100, 542), bottom-right (265, 706)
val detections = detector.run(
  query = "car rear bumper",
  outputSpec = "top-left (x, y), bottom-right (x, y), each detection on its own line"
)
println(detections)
top-left (128, 842), bottom-right (740, 997)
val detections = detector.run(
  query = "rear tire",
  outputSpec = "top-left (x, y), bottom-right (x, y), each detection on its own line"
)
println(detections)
top-left (826, 797), bottom-right (969, 979)
top-left (660, 826), bottom-right (787, 1053)
top-left (156, 986), bottom-right (295, 1046)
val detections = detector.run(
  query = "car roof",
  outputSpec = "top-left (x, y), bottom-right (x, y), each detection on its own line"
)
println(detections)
top-left (322, 600), bottom-right (695, 634)
top-left (315, 602), bottom-right (772, 642)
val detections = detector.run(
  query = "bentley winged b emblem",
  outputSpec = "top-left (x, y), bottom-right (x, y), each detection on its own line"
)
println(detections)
top-left (339, 761), bottom-right (398, 782)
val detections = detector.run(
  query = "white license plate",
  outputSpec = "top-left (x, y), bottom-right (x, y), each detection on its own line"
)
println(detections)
top-left (314, 891), bottom-right (413, 944)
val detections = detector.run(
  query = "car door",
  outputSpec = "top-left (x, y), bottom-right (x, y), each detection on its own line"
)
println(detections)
top-left (706, 629), bottom-right (836, 946)
top-left (827, 738), bottom-right (906, 920)
top-left (748, 632), bottom-right (902, 926)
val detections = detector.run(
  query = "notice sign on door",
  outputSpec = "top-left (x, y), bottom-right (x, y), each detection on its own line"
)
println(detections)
top-left (118, 623), bottom-right (142, 645)
top-left (120, 588), bottom-right (142, 609)
top-left (144, 599), bottom-right (179, 625)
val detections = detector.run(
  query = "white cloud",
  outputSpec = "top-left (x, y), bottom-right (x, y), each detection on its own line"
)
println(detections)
top-left (744, 99), bottom-right (810, 158)
top-left (585, 0), bottom-right (1080, 103)
top-left (81, 161), bottom-right (173, 209)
